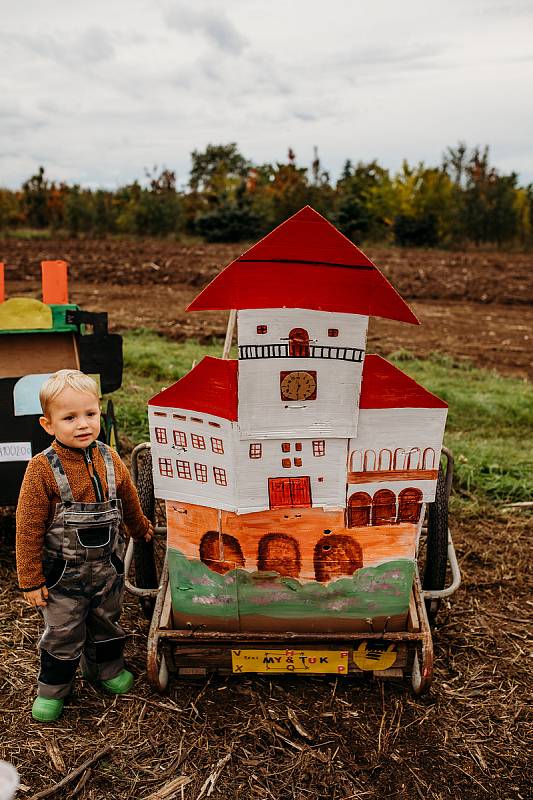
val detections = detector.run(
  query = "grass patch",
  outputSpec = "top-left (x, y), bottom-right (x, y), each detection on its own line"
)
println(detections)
top-left (111, 330), bottom-right (532, 505)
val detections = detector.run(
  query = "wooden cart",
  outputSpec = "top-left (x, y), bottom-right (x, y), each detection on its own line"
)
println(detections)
top-left (125, 443), bottom-right (461, 695)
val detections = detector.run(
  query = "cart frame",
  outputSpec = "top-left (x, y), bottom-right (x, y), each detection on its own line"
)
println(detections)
top-left (126, 444), bottom-right (461, 695)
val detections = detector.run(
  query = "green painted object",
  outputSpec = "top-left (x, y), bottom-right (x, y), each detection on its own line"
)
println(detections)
top-left (168, 547), bottom-right (414, 631)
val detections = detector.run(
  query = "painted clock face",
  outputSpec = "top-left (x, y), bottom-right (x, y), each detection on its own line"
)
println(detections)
top-left (280, 370), bottom-right (317, 401)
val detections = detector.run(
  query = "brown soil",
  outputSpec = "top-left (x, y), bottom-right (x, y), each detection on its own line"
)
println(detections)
top-left (2, 238), bottom-right (532, 377)
top-left (0, 238), bottom-right (531, 798)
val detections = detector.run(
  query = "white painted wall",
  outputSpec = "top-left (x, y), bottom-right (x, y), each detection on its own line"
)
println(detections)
top-left (234, 436), bottom-right (348, 513)
top-left (237, 308), bottom-right (368, 439)
top-left (148, 405), bottom-right (238, 511)
top-left (347, 407), bottom-right (448, 503)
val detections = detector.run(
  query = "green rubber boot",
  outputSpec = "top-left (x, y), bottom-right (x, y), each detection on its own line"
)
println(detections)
top-left (32, 696), bottom-right (64, 722)
top-left (101, 669), bottom-right (134, 695)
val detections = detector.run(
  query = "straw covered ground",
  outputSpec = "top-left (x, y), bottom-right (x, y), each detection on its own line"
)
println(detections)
top-left (1, 505), bottom-right (531, 800)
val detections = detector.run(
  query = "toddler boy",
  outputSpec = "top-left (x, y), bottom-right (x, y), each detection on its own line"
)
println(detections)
top-left (16, 369), bottom-right (154, 722)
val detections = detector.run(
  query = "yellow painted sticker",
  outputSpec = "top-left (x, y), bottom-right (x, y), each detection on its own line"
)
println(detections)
top-left (231, 648), bottom-right (349, 675)
top-left (353, 642), bottom-right (398, 671)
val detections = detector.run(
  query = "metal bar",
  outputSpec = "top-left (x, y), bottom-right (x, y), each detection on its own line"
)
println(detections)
top-left (147, 556), bottom-right (170, 692)
top-left (422, 531), bottom-right (461, 599)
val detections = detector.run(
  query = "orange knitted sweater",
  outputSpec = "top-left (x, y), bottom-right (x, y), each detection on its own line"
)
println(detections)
top-left (16, 440), bottom-right (151, 591)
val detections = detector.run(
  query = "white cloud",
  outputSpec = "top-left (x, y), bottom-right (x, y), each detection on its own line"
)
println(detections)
top-left (163, 1), bottom-right (248, 55)
top-left (0, 0), bottom-right (531, 189)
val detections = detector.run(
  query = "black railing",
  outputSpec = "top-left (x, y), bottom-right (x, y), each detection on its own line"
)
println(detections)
top-left (238, 343), bottom-right (364, 362)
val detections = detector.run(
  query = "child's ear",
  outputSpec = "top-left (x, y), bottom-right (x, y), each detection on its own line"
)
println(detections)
top-left (39, 416), bottom-right (54, 436)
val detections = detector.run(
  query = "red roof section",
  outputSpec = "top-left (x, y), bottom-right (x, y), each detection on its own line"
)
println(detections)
top-left (148, 356), bottom-right (238, 420)
top-left (187, 206), bottom-right (418, 325)
top-left (148, 354), bottom-right (446, 419)
top-left (360, 355), bottom-right (448, 409)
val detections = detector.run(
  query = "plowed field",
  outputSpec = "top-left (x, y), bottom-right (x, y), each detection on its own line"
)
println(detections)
top-left (2, 237), bottom-right (532, 377)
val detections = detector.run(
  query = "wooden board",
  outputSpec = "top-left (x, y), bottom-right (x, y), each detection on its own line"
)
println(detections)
top-left (0, 333), bottom-right (79, 378)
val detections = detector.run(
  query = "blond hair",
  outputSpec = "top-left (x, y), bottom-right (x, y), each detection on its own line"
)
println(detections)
top-left (40, 370), bottom-right (99, 416)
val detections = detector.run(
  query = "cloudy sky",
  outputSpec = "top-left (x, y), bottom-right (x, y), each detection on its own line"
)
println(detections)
top-left (1, 0), bottom-right (532, 190)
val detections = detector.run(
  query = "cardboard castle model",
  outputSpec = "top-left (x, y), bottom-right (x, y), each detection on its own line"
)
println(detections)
top-left (148, 207), bottom-right (448, 633)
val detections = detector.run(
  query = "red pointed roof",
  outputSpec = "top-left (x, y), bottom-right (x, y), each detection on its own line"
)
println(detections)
top-left (148, 356), bottom-right (238, 420)
top-left (187, 206), bottom-right (419, 325)
top-left (148, 354), bottom-right (446, 421)
top-left (359, 355), bottom-right (448, 409)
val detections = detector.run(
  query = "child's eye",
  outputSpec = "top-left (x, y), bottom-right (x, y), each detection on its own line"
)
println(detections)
top-left (64, 415), bottom-right (74, 421)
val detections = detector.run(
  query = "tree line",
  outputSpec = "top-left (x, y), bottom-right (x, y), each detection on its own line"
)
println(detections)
top-left (0, 142), bottom-right (531, 248)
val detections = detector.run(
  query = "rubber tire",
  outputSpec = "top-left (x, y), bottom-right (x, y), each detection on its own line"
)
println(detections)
top-left (132, 450), bottom-right (158, 619)
top-left (422, 465), bottom-right (449, 622)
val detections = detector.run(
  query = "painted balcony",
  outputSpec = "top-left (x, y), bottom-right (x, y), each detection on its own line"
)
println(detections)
top-left (238, 342), bottom-right (365, 362)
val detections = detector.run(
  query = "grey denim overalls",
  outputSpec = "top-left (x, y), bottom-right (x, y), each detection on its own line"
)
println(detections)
top-left (38, 442), bottom-right (127, 700)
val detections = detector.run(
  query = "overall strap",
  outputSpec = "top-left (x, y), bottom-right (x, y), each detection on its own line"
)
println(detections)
top-left (95, 441), bottom-right (117, 500)
top-left (44, 447), bottom-right (75, 504)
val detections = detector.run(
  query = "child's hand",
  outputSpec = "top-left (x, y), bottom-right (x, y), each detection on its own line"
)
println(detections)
top-left (143, 522), bottom-right (155, 542)
top-left (23, 586), bottom-right (49, 607)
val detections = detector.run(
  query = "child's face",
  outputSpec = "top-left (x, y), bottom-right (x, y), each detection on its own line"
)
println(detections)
top-left (40, 387), bottom-right (101, 449)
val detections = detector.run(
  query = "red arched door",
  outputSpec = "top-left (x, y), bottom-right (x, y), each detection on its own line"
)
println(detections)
top-left (372, 489), bottom-right (396, 526)
top-left (347, 492), bottom-right (372, 527)
top-left (289, 328), bottom-right (310, 357)
top-left (398, 488), bottom-right (423, 522)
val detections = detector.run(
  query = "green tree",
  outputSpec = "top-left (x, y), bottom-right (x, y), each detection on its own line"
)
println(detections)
top-left (22, 166), bottom-right (51, 228)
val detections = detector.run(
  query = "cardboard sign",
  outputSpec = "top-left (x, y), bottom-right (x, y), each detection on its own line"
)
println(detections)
top-left (231, 648), bottom-right (349, 674)
top-left (0, 442), bottom-right (32, 462)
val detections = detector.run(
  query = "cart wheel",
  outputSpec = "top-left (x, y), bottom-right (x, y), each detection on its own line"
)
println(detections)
top-left (133, 448), bottom-right (166, 619)
top-left (422, 465), bottom-right (448, 621)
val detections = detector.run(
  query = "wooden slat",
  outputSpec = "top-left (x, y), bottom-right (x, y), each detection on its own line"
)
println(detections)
top-left (407, 591), bottom-right (420, 632)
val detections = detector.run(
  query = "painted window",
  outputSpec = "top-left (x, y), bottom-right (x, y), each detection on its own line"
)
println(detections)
top-left (190, 417), bottom-right (203, 424)
top-left (406, 447), bottom-right (421, 469)
top-left (347, 492), bottom-right (372, 527)
top-left (398, 488), bottom-right (423, 523)
top-left (154, 411), bottom-right (167, 417)
top-left (295, 442), bottom-right (302, 452)
top-left (173, 430), bottom-right (187, 448)
top-left (213, 466), bottom-right (227, 486)
top-left (294, 457), bottom-right (302, 467)
top-left (349, 449), bottom-right (362, 471)
top-left (173, 413), bottom-right (186, 420)
top-left (195, 463), bottom-right (208, 482)
top-left (281, 442), bottom-right (290, 453)
top-left (191, 433), bottom-right (206, 449)
top-left (211, 437), bottom-right (224, 454)
top-left (422, 447), bottom-right (436, 469)
top-left (257, 324), bottom-right (267, 334)
top-left (372, 489), bottom-right (396, 525)
top-left (378, 448), bottom-right (392, 470)
top-left (208, 421), bottom-right (221, 428)
top-left (176, 460), bottom-right (192, 480)
top-left (289, 328), bottom-right (310, 357)
top-left (363, 449), bottom-right (376, 471)
top-left (282, 458), bottom-right (291, 468)
top-left (249, 443), bottom-right (262, 459)
top-left (328, 328), bottom-right (339, 337)
top-left (393, 448), bottom-right (406, 469)
top-left (312, 440), bottom-right (326, 457)
top-left (158, 458), bottom-right (173, 477)
top-left (155, 427), bottom-right (167, 444)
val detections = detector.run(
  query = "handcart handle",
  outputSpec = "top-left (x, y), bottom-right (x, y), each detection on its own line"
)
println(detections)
top-left (124, 530), bottom-right (166, 598)
top-left (422, 530), bottom-right (461, 600)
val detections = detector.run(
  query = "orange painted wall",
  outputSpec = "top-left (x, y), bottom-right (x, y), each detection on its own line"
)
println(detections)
top-left (166, 501), bottom-right (417, 579)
